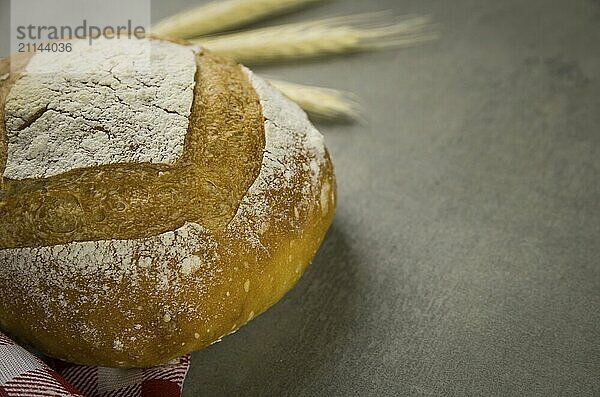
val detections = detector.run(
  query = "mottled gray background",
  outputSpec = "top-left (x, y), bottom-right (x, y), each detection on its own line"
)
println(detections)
top-left (3, 0), bottom-right (600, 395)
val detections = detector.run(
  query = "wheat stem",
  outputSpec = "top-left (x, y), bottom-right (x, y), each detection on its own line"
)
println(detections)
top-left (267, 79), bottom-right (361, 121)
top-left (192, 14), bottom-right (437, 64)
top-left (152, 0), bottom-right (323, 39)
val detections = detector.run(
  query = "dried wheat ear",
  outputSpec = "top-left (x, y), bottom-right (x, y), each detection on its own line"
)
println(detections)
top-left (152, 0), bottom-right (437, 121)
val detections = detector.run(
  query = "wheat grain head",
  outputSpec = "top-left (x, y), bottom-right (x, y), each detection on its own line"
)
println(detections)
top-left (267, 79), bottom-right (361, 121)
top-left (152, 0), bottom-right (323, 39)
top-left (193, 14), bottom-right (438, 64)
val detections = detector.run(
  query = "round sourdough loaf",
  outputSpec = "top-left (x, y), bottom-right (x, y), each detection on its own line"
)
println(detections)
top-left (0, 37), bottom-right (336, 367)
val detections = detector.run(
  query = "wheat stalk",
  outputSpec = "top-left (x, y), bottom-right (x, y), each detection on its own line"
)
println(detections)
top-left (192, 14), bottom-right (437, 64)
top-left (267, 78), bottom-right (361, 121)
top-left (152, 0), bottom-right (322, 39)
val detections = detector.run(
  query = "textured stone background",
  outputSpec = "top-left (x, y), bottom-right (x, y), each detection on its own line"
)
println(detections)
top-left (2, 0), bottom-right (599, 395)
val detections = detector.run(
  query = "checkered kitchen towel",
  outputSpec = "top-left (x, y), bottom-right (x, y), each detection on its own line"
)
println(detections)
top-left (0, 331), bottom-right (190, 397)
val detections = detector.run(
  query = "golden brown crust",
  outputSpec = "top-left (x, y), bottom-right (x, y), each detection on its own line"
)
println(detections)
top-left (0, 51), bottom-right (264, 248)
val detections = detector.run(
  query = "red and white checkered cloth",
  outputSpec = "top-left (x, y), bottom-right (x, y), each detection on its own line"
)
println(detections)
top-left (0, 331), bottom-right (190, 397)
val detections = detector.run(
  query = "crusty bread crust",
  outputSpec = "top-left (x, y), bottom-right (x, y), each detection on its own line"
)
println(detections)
top-left (0, 39), bottom-right (335, 367)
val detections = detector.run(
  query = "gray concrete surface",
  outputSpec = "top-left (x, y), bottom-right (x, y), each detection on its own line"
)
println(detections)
top-left (2, 0), bottom-right (599, 395)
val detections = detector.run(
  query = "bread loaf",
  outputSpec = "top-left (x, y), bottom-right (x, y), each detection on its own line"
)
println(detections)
top-left (0, 37), bottom-right (336, 367)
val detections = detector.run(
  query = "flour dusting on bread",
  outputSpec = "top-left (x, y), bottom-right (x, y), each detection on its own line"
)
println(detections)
top-left (230, 68), bottom-right (327, 246)
top-left (3, 38), bottom-right (197, 180)
top-left (0, 221), bottom-right (219, 354)
top-left (0, 221), bottom-right (218, 296)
